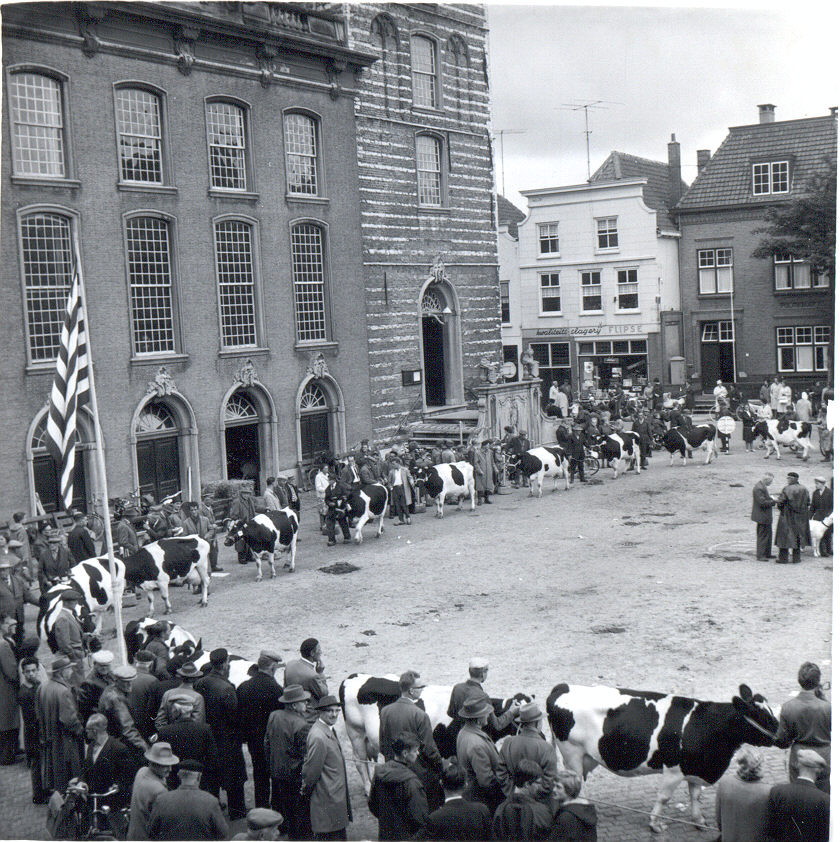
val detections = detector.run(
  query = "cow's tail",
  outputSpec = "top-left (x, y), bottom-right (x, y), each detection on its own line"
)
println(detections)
top-left (338, 679), bottom-right (346, 714)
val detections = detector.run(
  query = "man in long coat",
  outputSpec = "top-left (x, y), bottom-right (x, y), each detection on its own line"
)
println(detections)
top-left (472, 440), bottom-right (494, 505)
top-left (156, 695), bottom-right (220, 795)
top-left (52, 591), bottom-right (86, 685)
top-left (0, 615), bottom-right (19, 764)
top-left (751, 473), bottom-right (776, 561)
top-left (809, 477), bottom-right (833, 557)
top-left (498, 702), bottom-right (558, 799)
top-left (67, 510), bottom-right (95, 564)
top-left (455, 697), bottom-right (506, 815)
top-left (301, 695), bottom-right (352, 840)
top-left (775, 471), bottom-right (811, 564)
top-left (37, 655), bottom-right (84, 795)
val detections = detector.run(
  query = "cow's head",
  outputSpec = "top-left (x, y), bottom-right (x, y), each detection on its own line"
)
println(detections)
top-left (223, 519), bottom-right (247, 547)
top-left (731, 684), bottom-right (779, 747)
top-left (410, 464), bottom-right (432, 484)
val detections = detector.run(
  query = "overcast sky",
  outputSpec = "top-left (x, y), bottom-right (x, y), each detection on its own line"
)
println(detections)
top-left (486, 3), bottom-right (839, 210)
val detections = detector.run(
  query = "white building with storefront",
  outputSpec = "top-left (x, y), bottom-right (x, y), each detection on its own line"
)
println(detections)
top-left (510, 143), bottom-right (686, 401)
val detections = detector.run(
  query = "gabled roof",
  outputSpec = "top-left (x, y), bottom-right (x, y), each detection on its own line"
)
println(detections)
top-left (676, 114), bottom-right (837, 212)
top-left (497, 194), bottom-right (526, 238)
top-left (590, 151), bottom-right (687, 231)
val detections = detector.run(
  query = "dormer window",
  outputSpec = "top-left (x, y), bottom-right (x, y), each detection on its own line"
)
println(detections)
top-left (753, 161), bottom-right (789, 195)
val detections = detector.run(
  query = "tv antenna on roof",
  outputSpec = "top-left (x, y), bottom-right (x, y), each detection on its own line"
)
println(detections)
top-left (557, 100), bottom-right (621, 180)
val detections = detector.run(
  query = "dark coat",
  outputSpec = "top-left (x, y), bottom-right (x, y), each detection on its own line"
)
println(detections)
top-left (37, 677), bottom-right (84, 793)
top-left (491, 792), bottom-right (553, 840)
top-left (67, 525), bottom-right (96, 564)
top-left (127, 671), bottom-right (161, 741)
top-left (38, 544), bottom-right (72, 589)
top-left (764, 779), bottom-right (829, 842)
top-left (0, 635), bottom-right (19, 732)
top-left (751, 482), bottom-right (775, 524)
top-left (236, 670), bottom-right (282, 743)
top-left (147, 784), bottom-right (230, 840)
top-left (548, 801), bottom-right (598, 841)
top-left (414, 797), bottom-right (491, 840)
top-left (264, 707), bottom-right (310, 781)
top-left (380, 696), bottom-right (442, 768)
top-left (195, 669), bottom-right (246, 788)
top-left (369, 759), bottom-right (428, 840)
top-left (498, 729), bottom-right (557, 797)
top-left (81, 736), bottom-right (139, 808)
top-left (775, 482), bottom-right (812, 548)
top-left (156, 718), bottom-right (220, 794)
top-left (810, 486), bottom-right (833, 521)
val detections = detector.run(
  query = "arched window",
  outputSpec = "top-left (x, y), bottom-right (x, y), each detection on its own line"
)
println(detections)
top-left (214, 218), bottom-right (258, 349)
top-left (291, 222), bottom-right (329, 342)
top-left (410, 35), bottom-right (438, 108)
top-left (284, 112), bottom-right (320, 196)
top-left (8, 69), bottom-right (67, 178)
top-left (114, 85), bottom-right (166, 184)
top-left (300, 381), bottom-right (328, 412)
top-left (19, 209), bottom-right (74, 362)
top-left (136, 401), bottom-right (177, 434)
top-left (135, 400), bottom-right (180, 501)
top-left (225, 392), bottom-right (259, 424)
top-left (416, 134), bottom-right (443, 207)
top-left (206, 99), bottom-right (249, 191)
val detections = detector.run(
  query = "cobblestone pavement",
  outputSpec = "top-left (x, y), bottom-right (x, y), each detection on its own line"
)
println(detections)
top-left (1, 441), bottom-right (831, 840)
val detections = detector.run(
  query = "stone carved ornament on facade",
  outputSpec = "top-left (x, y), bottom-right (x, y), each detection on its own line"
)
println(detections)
top-left (306, 353), bottom-right (329, 381)
top-left (233, 359), bottom-right (259, 388)
top-left (145, 366), bottom-right (177, 397)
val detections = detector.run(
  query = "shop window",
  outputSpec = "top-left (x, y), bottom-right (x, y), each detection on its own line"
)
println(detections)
top-left (530, 341), bottom-right (571, 398)
top-left (612, 341), bottom-right (629, 353)
top-left (630, 339), bottom-right (647, 354)
top-left (698, 248), bottom-right (733, 294)
top-left (539, 273), bottom-right (561, 313)
top-left (595, 341), bottom-right (612, 355)
top-left (581, 271), bottom-right (602, 312)
top-left (616, 269), bottom-right (639, 310)
top-left (578, 341), bottom-right (594, 355)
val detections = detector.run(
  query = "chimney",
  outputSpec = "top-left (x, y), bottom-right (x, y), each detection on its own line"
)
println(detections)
top-left (697, 149), bottom-right (711, 172)
top-left (758, 103), bottom-right (776, 124)
top-left (667, 133), bottom-right (683, 207)
top-left (830, 106), bottom-right (838, 119)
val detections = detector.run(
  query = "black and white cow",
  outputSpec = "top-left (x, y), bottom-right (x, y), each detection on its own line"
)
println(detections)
top-left (339, 673), bottom-right (530, 791)
top-left (189, 650), bottom-right (257, 688)
top-left (414, 462), bottom-right (476, 517)
top-left (752, 419), bottom-right (814, 461)
top-left (598, 432), bottom-right (641, 478)
top-left (343, 483), bottom-right (388, 544)
top-left (224, 508), bottom-right (299, 580)
top-left (662, 423), bottom-right (717, 466)
top-left (546, 682), bottom-right (779, 832)
top-left (123, 536), bottom-right (211, 615)
top-left (124, 618), bottom-right (200, 664)
top-left (513, 446), bottom-right (570, 497)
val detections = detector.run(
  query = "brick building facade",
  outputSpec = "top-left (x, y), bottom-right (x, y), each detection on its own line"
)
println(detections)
top-left (675, 106), bottom-right (836, 394)
top-left (1, 1), bottom-right (377, 513)
top-left (347, 4), bottom-right (502, 441)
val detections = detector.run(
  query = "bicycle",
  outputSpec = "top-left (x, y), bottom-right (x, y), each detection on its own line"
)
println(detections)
top-left (584, 449), bottom-right (601, 478)
top-left (56, 782), bottom-right (127, 840)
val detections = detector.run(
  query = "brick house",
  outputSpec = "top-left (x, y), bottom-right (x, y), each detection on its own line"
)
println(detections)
top-left (674, 105), bottom-right (836, 394)
top-left (1, 1), bottom-right (377, 512)
top-left (347, 4), bottom-right (501, 441)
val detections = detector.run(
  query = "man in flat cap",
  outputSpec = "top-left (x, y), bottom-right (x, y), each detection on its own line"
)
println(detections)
top-left (455, 697), bottom-right (506, 814)
top-left (38, 527), bottom-right (72, 593)
top-left (238, 650), bottom-right (285, 809)
top-left (37, 655), bottom-right (84, 795)
top-left (77, 649), bottom-right (115, 724)
top-left (148, 758), bottom-right (230, 841)
top-left (763, 749), bottom-right (829, 842)
top-left (232, 807), bottom-right (284, 841)
top-left (498, 701), bottom-right (558, 800)
top-left (52, 590), bottom-right (86, 685)
top-left (265, 684), bottom-right (312, 839)
top-left (154, 661), bottom-right (205, 728)
top-left (809, 476), bottom-right (833, 557)
top-left (67, 509), bottom-right (95, 565)
top-left (301, 695), bottom-right (352, 840)
top-left (448, 658), bottom-right (520, 734)
top-left (99, 664), bottom-right (149, 758)
top-left (775, 471), bottom-right (811, 563)
top-left (196, 648), bottom-right (247, 820)
top-left (284, 638), bottom-right (328, 720)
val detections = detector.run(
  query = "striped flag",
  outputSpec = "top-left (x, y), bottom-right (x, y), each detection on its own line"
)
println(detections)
top-left (45, 259), bottom-right (90, 510)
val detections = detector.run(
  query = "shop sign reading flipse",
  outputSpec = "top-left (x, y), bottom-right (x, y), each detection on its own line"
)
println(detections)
top-left (533, 323), bottom-right (649, 338)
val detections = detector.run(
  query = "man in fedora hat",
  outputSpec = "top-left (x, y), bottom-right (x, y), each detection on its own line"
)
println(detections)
top-left (368, 732), bottom-right (428, 840)
top-left (498, 701), bottom-right (558, 800)
top-left (149, 758), bottom-right (230, 840)
top-left (238, 650), bottom-right (285, 809)
top-left (99, 664), bottom-right (149, 758)
top-left (232, 807), bottom-right (285, 841)
top-left (38, 527), bottom-right (72, 592)
top-left (265, 684), bottom-right (312, 839)
top-left (155, 660), bottom-right (205, 728)
top-left (127, 741), bottom-right (180, 840)
top-left (52, 590), bottom-right (86, 685)
top-left (764, 749), bottom-right (829, 842)
top-left (810, 476), bottom-right (833, 557)
top-left (301, 695), bottom-right (352, 840)
top-left (156, 694), bottom-right (221, 795)
top-left (77, 649), bottom-right (115, 724)
top-left (67, 509), bottom-right (95, 565)
top-left (455, 697), bottom-right (506, 814)
top-left (775, 471), bottom-right (811, 563)
top-left (37, 655), bottom-right (84, 795)
top-left (0, 551), bottom-right (28, 647)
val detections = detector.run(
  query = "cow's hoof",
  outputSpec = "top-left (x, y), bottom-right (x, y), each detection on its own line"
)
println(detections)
top-left (164, 609), bottom-right (172, 616)
top-left (200, 601), bottom-right (208, 608)
top-left (649, 820), bottom-right (665, 834)
top-left (270, 572), bottom-right (276, 579)
top-left (256, 577), bottom-right (263, 583)
top-left (354, 537), bottom-right (362, 545)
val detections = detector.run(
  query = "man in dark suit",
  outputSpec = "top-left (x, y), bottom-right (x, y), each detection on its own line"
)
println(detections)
top-left (284, 638), bottom-right (328, 719)
top-left (67, 510), bottom-right (95, 564)
top-left (809, 477), bottom-right (833, 556)
top-left (414, 764), bottom-right (490, 840)
top-left (764, 749), bottom-right (829, 841)
top-left (751, 473), bottom-right (776, 560)
top-left (80, 713), bottom-right (139, 810)
top-left (236, 650), bottom-right (284, 809)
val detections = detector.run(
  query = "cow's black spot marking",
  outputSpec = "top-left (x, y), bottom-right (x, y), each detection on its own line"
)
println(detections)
top-left (357, 677), bottom-right (400, 710)
top-left (648, 696), bottom-right (694, 769)
top-left (449, 464), bottom-right (465, 487)
top-left (318, 562), bottom-right (360, 575)
top-left (83, 562), bottom-right (108, 606)
top-left (546, 683), bottom-right (574, 742)
top-left (599, 697), bottom-right (660, 772)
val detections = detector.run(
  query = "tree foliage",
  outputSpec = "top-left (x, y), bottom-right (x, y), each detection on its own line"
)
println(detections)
top-left (752, 157), bottom-right (836, 278)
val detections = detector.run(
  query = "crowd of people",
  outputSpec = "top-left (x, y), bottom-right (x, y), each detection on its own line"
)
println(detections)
top-left (0, 616), bottom-right (832, 842)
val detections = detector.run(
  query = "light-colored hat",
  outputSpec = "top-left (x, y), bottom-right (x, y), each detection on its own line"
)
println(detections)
top-left (458, 697), bottom-right (494, 719)
top-left (469, 657), bottom-right (489, 670)
top-left (0, 558), bottom-right (11, 570)
top-left (797, 749), bottom-right (827, 770)
top-left (279, 684), bottom-right (311, 704)
top-left (113, 665), bottom-right (137, 681)
top-left (815, 476), bottom-right (827, 485)
top-left (517, 702), bottom-right (543, 723)
top-left (92, 651), bottom-right (115, 666)
top-left (145, 742), bottom-right (179, 766)
top-left (51, 655), bottom-right (73, 674)
top-left (246, 809), bottom-right (284, 831)
top-left (7, 540), bottom-right (23, 549)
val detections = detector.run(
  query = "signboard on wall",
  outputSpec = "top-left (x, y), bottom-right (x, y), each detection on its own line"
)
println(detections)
top-left (525, 323), bottom-right (657, 339)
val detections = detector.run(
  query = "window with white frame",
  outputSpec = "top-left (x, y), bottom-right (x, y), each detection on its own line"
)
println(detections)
top-left (416, 134), bottom-right (442, 206)
top-left (19, 211), bottom-right (73, 361)
top-left (206, 101), bottom-right (247, 191)
top-left (596, 217), bottom-right (618, 249)
top-left (9, 71), bottom-right (67, 178)
top-left (291, 223), bottom-right (328, 342)
top-left (284, 112), bottom-right (319, 196)
top-left (616, 268), bottom-right (639, 310)
top-left (776, 325), bottom-right (830, 372)
top-left (530, 342), bottom-right (571, 393)
top-left (115, 87), bottom-right (164, 184)
top-left (698, 248), bottom-right (733, 294)
top-left (701, 320), bottom-right (734, 343)
top-left (581, 271), bottom-right (602, 312)
top-left (753, 161), bottom-right (789, 195)
top-left (538, 222), bottom-right (559, 255)
top-left (410, 35), bottom-right (438, 108)
top-left (125, 216), bottom-right (176, 355)
top-left (539, 272), bottom-right (561, 313)
top-left (499, 281), bottom-right (510, 323)
top-left (774, 253), bottom-right (830, 290)
top-left (215, 220), bottom-right (257, 348)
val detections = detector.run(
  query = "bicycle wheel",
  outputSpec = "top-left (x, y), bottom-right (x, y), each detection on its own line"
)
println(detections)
top-left (584, 456), bottom-right (600, 477)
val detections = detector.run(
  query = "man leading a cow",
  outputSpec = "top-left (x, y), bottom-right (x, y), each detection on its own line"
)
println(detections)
top-left (774, 472), bottom-right (811, 564)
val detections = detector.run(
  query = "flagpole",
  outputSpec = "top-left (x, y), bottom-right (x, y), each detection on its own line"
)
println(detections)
top-left (729, 285), bottom-right (737, 385)
top-left (74, 250), bottom-right (127, 664)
